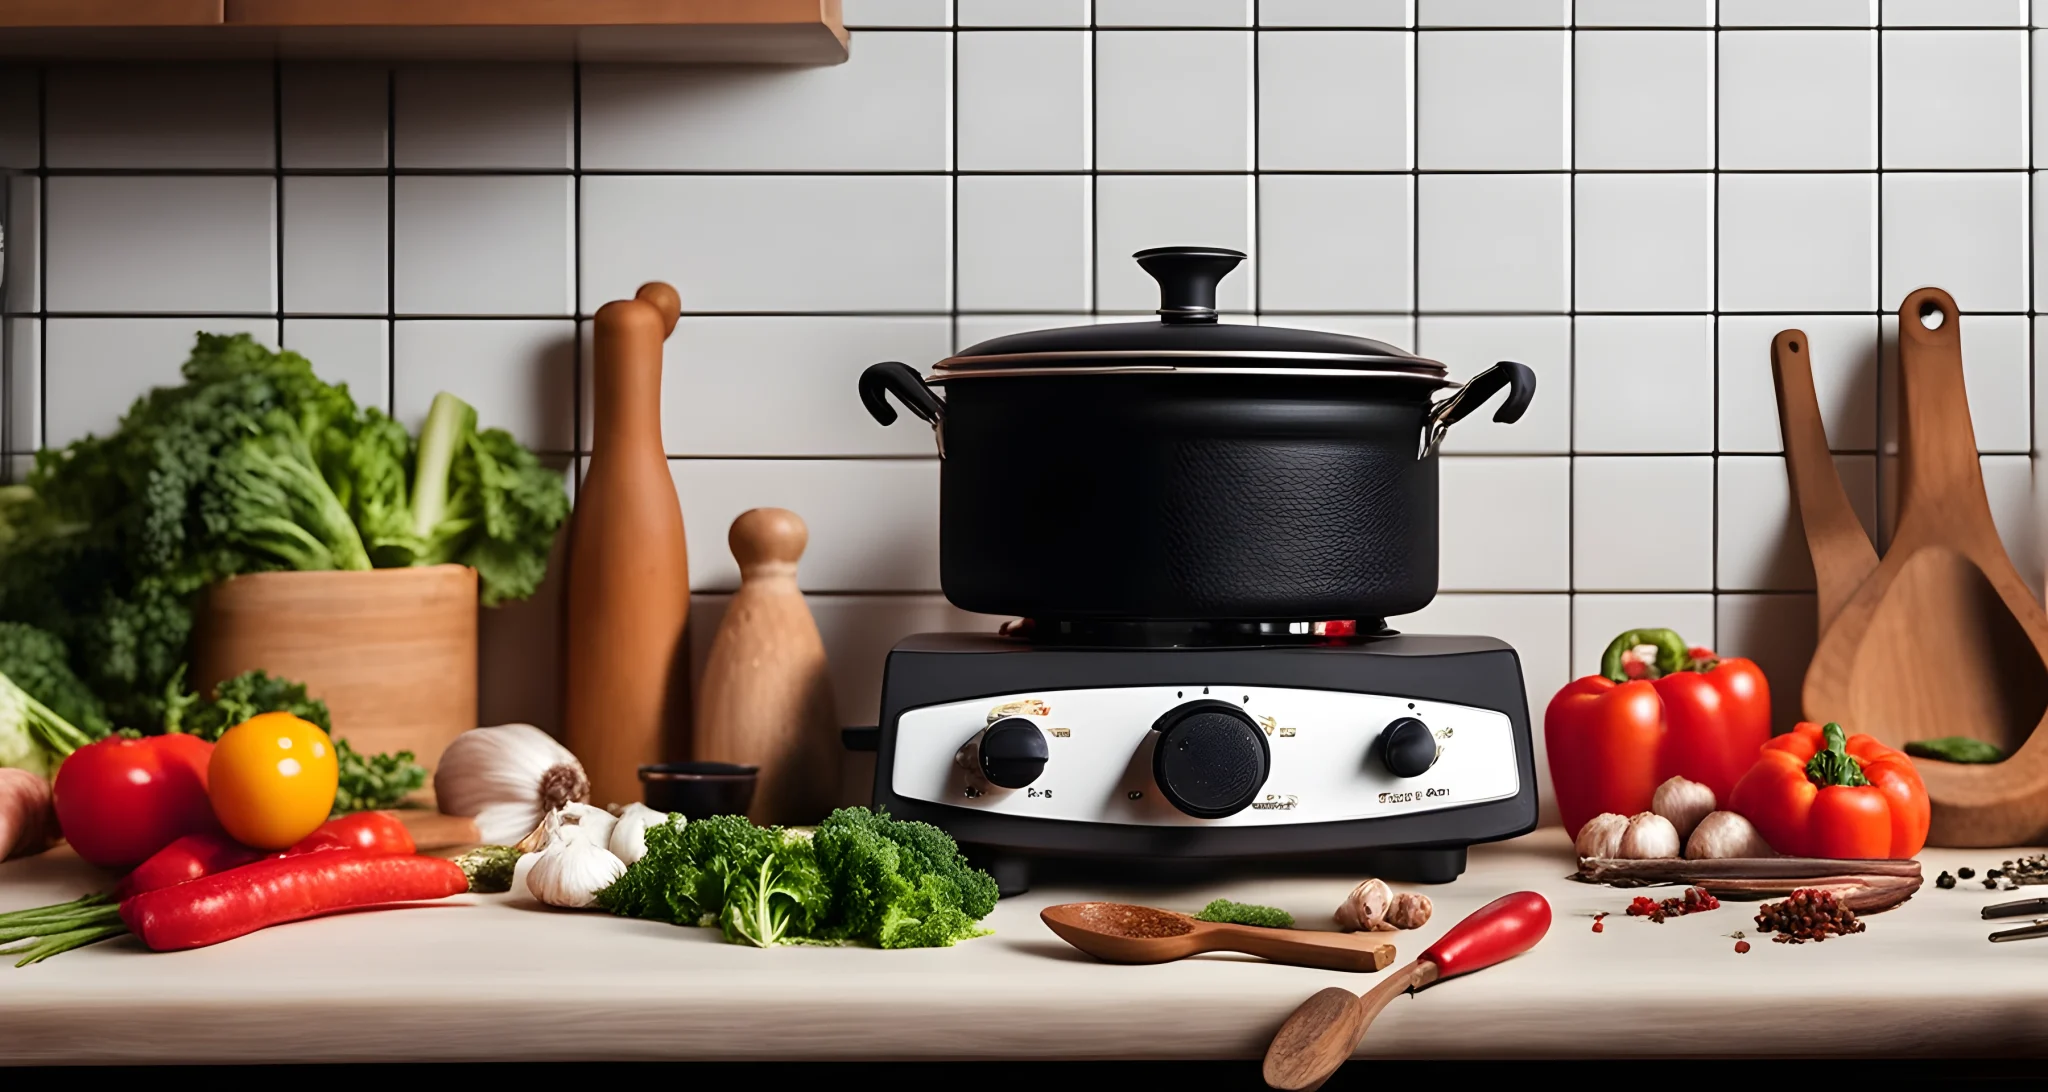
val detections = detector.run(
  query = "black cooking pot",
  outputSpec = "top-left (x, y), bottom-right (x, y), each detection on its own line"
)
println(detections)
top-left (859, 247), bottom-right (1535, 624)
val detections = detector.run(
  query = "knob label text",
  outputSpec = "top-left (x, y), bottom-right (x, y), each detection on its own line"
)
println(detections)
top-left (1378, 787), bottom-right (1449, 804)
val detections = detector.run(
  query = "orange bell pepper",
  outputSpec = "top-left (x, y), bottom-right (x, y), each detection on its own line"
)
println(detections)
top-left (1727, 722), bottom-right (1929, 859)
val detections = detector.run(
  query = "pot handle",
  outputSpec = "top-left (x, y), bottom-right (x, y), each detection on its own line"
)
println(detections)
top-left (1422, 361), bottom-right (1537, 457)
top-left (860, 361), bottom-right (947, 456)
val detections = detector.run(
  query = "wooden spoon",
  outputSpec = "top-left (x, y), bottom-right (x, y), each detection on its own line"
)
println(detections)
top-left (1040, 902), bottom-right (1395, 972)
top-left (1772, 328), bottom-right (1880, 632)
top-left (1263, 891), bottom-right (1551, 1091)
top-left (1802, 288), bottom-right (2048, 846)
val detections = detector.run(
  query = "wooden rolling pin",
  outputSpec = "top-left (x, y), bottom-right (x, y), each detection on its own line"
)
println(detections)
top-left (564, 282), bottom-right (689, 808)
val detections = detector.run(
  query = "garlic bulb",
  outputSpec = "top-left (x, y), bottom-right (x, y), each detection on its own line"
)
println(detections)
top-left (607, 803), bottom-right (674, 866)
top-left (1618, 811), bottom-right (1682, 859)
top-left (1334, 877), bottom-right (1393, 931)
top-left (553, 801), bottom-right (618, 849)
top-left (433, 724), bottom-right (591, 845)
top-left (524, 824), bottom-right (626, 909)
top-left (1651, 776), bottom-right (1717, 841)
top-left (1384, 892), bottom-right (1433, 930)
top-left (1574, 812), bottom-right (1629, 860)
top-left (1685, 810), bottom-right (1774, 859)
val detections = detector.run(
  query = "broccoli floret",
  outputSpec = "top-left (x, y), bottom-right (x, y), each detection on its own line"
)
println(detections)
top-left (0, 622), bottom-right (110, 740)
top-left (599, 814), bottom-right (831, 948)
top-left (1195, 899), bottom-right (1294, 929)
top-left (813, 807), bottom-right (998, 948)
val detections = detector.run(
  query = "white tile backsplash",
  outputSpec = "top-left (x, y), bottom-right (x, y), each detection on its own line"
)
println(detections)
top-left (580, 175), bottom-right (954, 314)
top-left (1572, 316), bottom-right (1716, 453)
top-left (44, 318), bottom-right (278, 447)
top-left (957, 31), bottom-right (1091, 171)
top-left (281, 318), bottom-right (390, 411)
top-left (1258, 30), bottom-right (1414, 171)
top-left (1572, 173), bottom-right (1715, 313)
top-left (957, 175), bottom-right (1093, 312)
top-left (46, 176), bottom-right (276, 314)
top-left (1573, 456), bottom-right (1716, 590)
top-left (1880, 171), bottom-right (2031, 312)
top-left (394, 176), bottom-right (573, 316)
top-left (282, 177), bottom-right (388, 316)
top-left (1718, 173), bottom-right (1878, 312)
top-left (1882, 31), bottom-right (2029, 169)
top-left (15, 19), bottom-right (2048, 823)
top-left (1095, 31), bottom-right (1252, 170)
top-left (1719, 31), bottom-right (1877, 170)
top-left (582, 35), bottom-right (954, 171)
top-left (1574, 30), bottom-right (1715, 169)
top-left (280, 64), bottom-right (389, 169)
top-left (46, 63), bottom-right (273, 168)
top-left (1417, 174), bottom-right (1570, 311)
top-left (1094, 174), bottom-right (1254, 311)
top-left (1258, 174), bottom-right (1412, 312)
top-left (395, 64), bottom-right (574, 170)
top-left (1417, 30), bottom-right (1571, 170)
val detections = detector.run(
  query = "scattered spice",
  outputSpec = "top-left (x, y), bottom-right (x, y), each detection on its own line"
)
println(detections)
top-left (1075, 902), bottom-right (1193, 939)
top-left (1624, 887), bottom-right (1721, 923)
top-left (1755, 888), bottom-right (1865, 943)
top-left (1936, 871), bottom-right (1956, 889)
top-left (1958, 867), bottom-right (1976, 880)
top-left (1591, 912), bottom-right (1608, 933)
top-left (1734, 940), bottom-right (1751, 953)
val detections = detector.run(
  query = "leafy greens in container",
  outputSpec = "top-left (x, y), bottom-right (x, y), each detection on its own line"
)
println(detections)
top-left (0, 334), bottom-right (568, 730)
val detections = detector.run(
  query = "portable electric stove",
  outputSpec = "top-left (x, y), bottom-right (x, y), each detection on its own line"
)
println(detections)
top-left (849, 620), bottom-right (1539, 895)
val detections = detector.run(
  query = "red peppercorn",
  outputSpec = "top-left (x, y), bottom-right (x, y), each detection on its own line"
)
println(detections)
top-left (1734, 940), bottom-right (1750, 954)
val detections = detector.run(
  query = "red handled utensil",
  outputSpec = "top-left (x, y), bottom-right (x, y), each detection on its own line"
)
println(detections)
top-left (1261, 891), bottom-right (1552, 1091)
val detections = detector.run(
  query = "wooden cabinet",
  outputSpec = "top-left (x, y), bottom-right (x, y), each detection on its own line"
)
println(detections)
top-left (0, 0), bottom-right (847, 63)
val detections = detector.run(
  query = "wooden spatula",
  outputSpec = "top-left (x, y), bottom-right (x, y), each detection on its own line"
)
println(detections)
top-left (1772, 328), bottom-right (1880, 632)
top-left (1802, 287), bottom-right (2048, 846)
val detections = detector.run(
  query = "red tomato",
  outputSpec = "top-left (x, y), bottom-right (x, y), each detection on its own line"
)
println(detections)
top-left (52, 736), bottom-right (220, 868)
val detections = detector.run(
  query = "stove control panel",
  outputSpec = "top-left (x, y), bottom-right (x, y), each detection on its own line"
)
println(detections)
top-left (891, 685), bottom-right (1519, 827)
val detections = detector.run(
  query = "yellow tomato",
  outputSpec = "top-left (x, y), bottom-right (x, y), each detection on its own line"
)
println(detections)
top-left (207, 712), bottom-right (339, 849)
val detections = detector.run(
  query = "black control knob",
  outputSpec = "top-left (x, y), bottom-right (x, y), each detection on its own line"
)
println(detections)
top-left (978, 717), bottom-right (1050, 789)
top-left (1151, 700), bottom-right (1270, 819)
top-left (1379, 717), bottom-right (1439, 778)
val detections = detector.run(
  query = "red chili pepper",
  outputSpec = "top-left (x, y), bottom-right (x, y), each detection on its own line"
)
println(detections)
top-left (285, 811), bottom-right (416, 857)
top-left (111, 812), bottom-right (417, 901)
top-left (120, 851), bottom-right (468, 952)
top-left (114, 833), bottom-right (266, 901)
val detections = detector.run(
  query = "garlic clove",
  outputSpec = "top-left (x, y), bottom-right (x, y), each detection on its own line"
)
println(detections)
top-left (1573, 812), bottom-right (1630, 860)
top-left (1618, 811), bottom-right (1682, 859)
top-left (525, 825), bottom-right (627, 909)
top-left (1384, 892), bottom-right (1433, 930)
top-left (1651, 776), bottom-right (1717, 842)
top-left (1684, 810), bottom-right (1775, 859)
top-left (607, 803), bottom-right (674, 866)
top-left (555, 801), bottom-right (619, 848)
top-left (1334, 877), bottom-right (1393, 932)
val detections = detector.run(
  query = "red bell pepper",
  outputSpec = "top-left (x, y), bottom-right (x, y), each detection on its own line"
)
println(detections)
top-left (1728, 722), bottom-right (1929, 859)
top-left (1544, 628), bottom-right (1772, 836)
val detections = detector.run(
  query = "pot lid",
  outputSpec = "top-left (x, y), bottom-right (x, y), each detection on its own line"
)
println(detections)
top-left (938, 247), bottom-right (1448, 377)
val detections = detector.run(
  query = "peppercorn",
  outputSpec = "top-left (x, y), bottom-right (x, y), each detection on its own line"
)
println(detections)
top-left (1989, 869), bottom-right (2004, 880)
top-left (1959, 867), bottom-right (1976, 879)
top-left (1755, 888), bottom-right (1866, 944)
top-left (1984, 877), bottom-right (1999, 889)
top-left (1937, 871), bottom-right (1956, 889)
top-left (1734, 940), bottom-right (1750, 954)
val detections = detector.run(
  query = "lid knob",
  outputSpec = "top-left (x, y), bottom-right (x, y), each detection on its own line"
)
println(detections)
top-left (1134, 246), bottom-right (1245, 325)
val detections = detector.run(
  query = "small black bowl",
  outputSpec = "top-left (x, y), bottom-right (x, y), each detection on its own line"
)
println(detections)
top-left (639, 762), bottom-right (759, 818)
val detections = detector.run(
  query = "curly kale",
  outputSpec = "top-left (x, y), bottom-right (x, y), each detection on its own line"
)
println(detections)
top-left (599, 808), bottom-right (997, 950)
top-left (1194, 899), bottom-right (1294, 929)
top-left (161, 669), bottom-right (424, 814)
top-left (0, 622), bottom-right (111, 740)
top-left (0, 334), bottom-right (569, 729)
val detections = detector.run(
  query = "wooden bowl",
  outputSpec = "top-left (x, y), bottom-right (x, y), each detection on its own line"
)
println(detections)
top-left (192, 565), bottom-right (478, 768)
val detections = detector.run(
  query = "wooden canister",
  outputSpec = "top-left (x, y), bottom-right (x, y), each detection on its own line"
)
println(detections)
top-left (192, 564), bottom-right (479, 767)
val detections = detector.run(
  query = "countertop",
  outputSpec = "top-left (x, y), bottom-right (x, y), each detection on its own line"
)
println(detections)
top-left (3, 829), bottom-right (2046, 1064)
